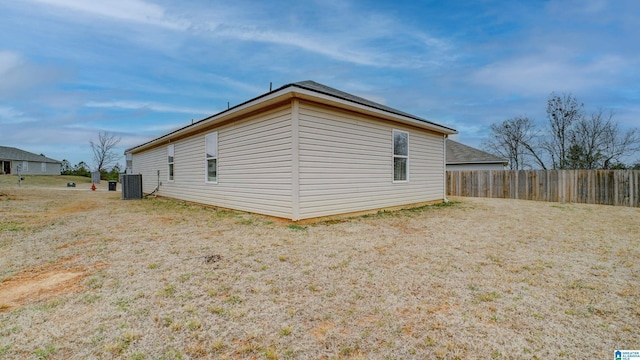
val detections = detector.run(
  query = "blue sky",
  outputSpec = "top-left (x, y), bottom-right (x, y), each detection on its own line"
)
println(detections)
top-left (1, 0), bottom-right (639, 167)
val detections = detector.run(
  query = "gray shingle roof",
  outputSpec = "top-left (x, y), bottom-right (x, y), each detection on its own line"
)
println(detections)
top-left (126, 80), bottom-right (457, 154)
top-left (0, 146), bottom-right (61, 163)
top-left (289, 80), bottom-right (456, 133)
top-left (447, 140), bottom-right (506, 164)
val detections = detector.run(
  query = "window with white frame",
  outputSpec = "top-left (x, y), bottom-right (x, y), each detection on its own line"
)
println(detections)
top-left (167, 144), bottom-right (174, 181)
top-left (22, 161), bottom-right (28, 172)
top-left (41, 162), bottom-right (46, 173)
top-left (393, 130), bottom-right (408, 182)
top-left (205, 132), bottom-right (218, 183)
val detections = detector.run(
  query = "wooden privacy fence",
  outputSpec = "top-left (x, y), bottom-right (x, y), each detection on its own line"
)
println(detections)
top-left (447, 170), bottom-right (640, 207)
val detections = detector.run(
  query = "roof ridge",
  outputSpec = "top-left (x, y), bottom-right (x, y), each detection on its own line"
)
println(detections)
top-left (0, 145), bottom-right (61, 163)
top-left (289, 80), bottom-right (456, 133)
top-left (125, 80), bottom-right (457, 153)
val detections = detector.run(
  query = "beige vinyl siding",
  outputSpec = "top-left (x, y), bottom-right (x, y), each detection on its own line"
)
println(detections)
top-left (11, 161), bottom-right (61, 175)
top-left (132, 106), bottom-right (293, 219)
top-left (132, 146), bottom-right (165, 192)
top-left (297, 103), bottom-right (444, 219)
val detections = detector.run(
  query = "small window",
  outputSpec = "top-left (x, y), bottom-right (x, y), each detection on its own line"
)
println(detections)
top-left (167, 144), bottom-right (174, 181)
top-left (41, 162), bottom-right (46, 172)
top-left (393, 130), bottom-right (408, 182)
top-left (205, 132), bottom-right (218, 183)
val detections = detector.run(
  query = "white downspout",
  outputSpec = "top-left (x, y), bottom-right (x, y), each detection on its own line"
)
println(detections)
top-left (443, 134), bottom-right (449, 203)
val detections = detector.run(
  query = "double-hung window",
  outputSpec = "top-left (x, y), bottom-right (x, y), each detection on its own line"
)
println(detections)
top-left (167, 144), bottom-right (175, 181)
top-left (393, 130), bottom-right (409, 182)
top-left (41, 162), bottom-right (46, 173)
top-left (205, 132), bottom-right (218, 183)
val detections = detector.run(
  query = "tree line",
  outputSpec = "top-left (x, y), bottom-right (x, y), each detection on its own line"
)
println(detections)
top-left (60, 131), bottom-right (123, 181)
top-left (483, 93), bottom-right (640, 170)
top-left (60, 160), bottom-right (122, 181)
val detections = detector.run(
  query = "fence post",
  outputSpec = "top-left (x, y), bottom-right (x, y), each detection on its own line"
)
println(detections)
top-left (560, 170), bottom-right (564, 203)
top-left (514, 170), bottom-right (520, 199)
top-left (612, 171), bottom-right (617, 205)
top-left (632, 171), bottom-right (635, 207)
top-left (488, 170), bottom-right (493, 198)
top-left (573, 170), bottom-right (577, 203)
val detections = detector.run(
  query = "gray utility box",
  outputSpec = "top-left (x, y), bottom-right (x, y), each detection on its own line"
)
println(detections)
top-left (91, 171), bottom-right (101, 184)
top-left (120, 174), bottom-right (143, 200)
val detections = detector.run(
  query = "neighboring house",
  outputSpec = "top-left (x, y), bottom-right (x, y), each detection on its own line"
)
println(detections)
top-left (0, 146), bottom-right (62, 175)
top-left (446, 140), bottom-right (507, 170)
top-left (126, 81), bottom-right (457, 221)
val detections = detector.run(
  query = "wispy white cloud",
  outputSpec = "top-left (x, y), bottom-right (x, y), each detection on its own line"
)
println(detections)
top-left (206, 75), bottom-right (266, 95)
top-left (0, 51), bottom-right (64, 96)
top-left (204, 18), bottom-right (454, 69)
top-left (0, 106), bottom-right (35, 124)
top-left (143, 123), bottom-right (188, 133)
top-left (471, 52), bottom-right (630, 96)
top-left (23, 0), bottom-right (453, 69)
top-left (0, 51), bottom-right (22, 75)
top-left (0, 106), bottom-right (23, 118)
top-left (546, 0), bottom-right (610, 17)
top-left (85, 100), bottom-right (217, 115)
top-left (209, 25), bottom-right (383, 67)
top-left (65, 120), bottom-right (183, 137)
top-left (29, 0), bottom-right (190, 30)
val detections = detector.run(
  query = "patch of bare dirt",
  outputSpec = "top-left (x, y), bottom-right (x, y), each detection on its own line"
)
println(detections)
top-left (55, 238), bottom-right (95, 250)
top-left (311, 321), bottom-right (335, 343)
top-left (0, 258), bottom-right (106, 312)
top-left (50, 200), bottom-right (100, 216)
top-left (0, 270), bottom-right (85, 312)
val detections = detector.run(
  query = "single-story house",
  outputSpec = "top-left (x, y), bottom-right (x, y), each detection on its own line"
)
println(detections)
top-left (446, 140), bottom-right (507, 170)
top-left (0, 146), bottom-right (62, 175)
top-left (125, 80), bottom-right (457, 221)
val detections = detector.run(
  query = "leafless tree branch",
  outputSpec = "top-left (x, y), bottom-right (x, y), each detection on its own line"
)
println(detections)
top-left (90, 131), bottom-right (122, 172)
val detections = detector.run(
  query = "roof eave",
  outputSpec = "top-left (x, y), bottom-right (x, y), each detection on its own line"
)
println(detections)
top-left (290, 87), bottom-right (457, 135)
top-left (447, 161), bottom-right (508, 165)
top-left (126, 83), bottom-right (457, 154)
top-left (125, 87), bottom-right (298, 154)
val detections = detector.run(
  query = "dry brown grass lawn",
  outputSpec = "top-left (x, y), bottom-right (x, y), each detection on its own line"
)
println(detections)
top-left (0, 180), bottom-right (638, 359)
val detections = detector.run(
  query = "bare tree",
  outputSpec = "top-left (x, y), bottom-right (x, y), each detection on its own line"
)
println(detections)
top-left (565, 110), bottom-right (611, 169)
top-left (565, 109), bottom-right (640, 169)
top-left (542, 92), bottom-right (584, 169)
top-left (90, 131), bottom-right (122, 172)
top-left (485, 93), bottom-right (639, 170)
top-left (597, 113), bottom-right (640, 169)
top-left (482, 116), bottom-right (546, 170)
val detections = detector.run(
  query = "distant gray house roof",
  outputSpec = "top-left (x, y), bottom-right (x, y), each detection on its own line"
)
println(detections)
top-left (0, 146), bottom-right (61, 164)
top-left (447, 140), bottom-right (506, 165)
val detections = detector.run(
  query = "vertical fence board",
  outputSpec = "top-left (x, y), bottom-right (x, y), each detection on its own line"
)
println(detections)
top-left (446, 170), bottom-right (640, 208)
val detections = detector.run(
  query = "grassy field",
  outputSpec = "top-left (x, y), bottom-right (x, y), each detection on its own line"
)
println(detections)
top-left (0, 175), bottom-right (92, 189)
top-left (0, 177), bottom-right (638, 359)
